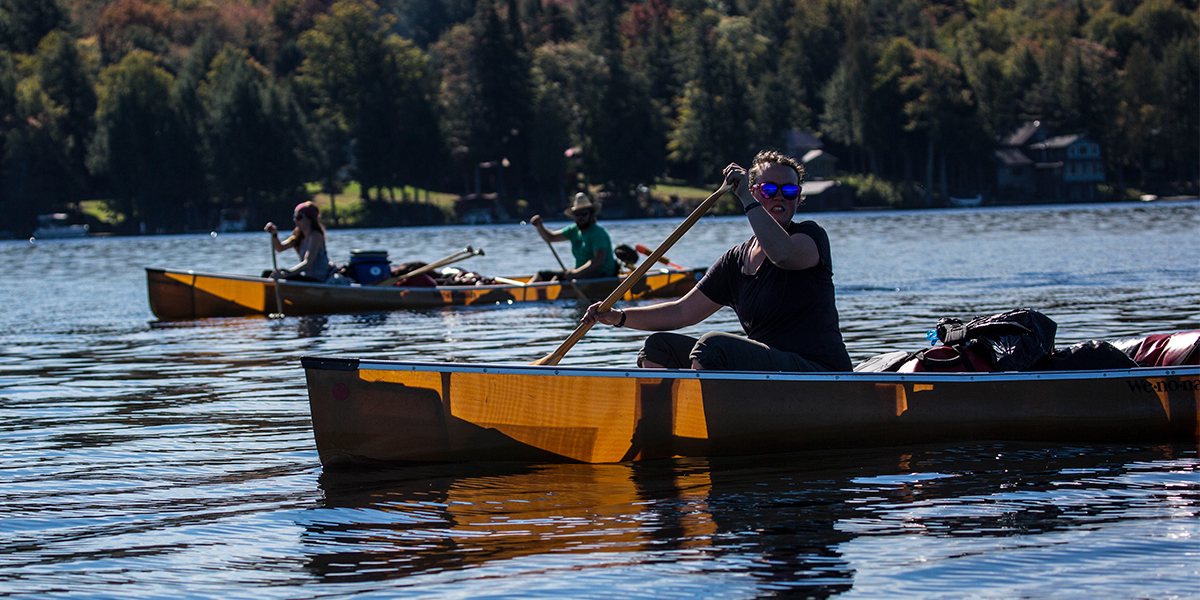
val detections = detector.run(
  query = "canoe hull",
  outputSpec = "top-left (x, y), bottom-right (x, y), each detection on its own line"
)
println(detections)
top-left (303, 357), bottom-right (1200, 467)
top-left (146, 267), bottom-right (705, 320)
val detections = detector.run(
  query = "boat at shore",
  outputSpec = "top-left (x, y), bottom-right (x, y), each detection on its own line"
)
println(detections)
top-left (948, 194), bottom-right (983, 208)
top-left (302, 356), bottom-right (1199, 468)
top-left (31, 213), bottom-right (89, 239)
top-left (146, 266), bottom-right (705, 320)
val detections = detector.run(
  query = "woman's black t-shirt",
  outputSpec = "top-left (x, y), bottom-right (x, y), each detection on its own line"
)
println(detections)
top-left (695, 220), bottom-right (852, 371)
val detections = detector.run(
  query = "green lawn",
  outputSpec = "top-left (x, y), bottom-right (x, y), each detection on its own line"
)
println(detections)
top-left (650, 182), bottom-right (717, 201)
top-left (77, 181), bottom-right (725, 230)
top-left (305, 182), bottom-right (459, 226)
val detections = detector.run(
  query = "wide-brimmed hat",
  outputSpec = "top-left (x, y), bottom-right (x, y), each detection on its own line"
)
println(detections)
top-left (564, 192), bottom-right (600, 217)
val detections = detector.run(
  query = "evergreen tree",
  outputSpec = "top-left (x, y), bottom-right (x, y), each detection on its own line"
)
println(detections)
top-left (0, 0), bottom-right (70, 54)
top-left (820, 41), bottom-right (873, 172)
top-left (89, 50), bottom-right (200, 232)
top-left (1158, 36), bottom-right (1199, 188)
top-left (900, 48), bottom-right (975, 199)
top-left (667, 9), bottom-right (752, 183)
top-left (300, 0), bottom-right (437, 201)
top-left (583, 0), bottom-right (665, 198)
top-left (433, 0), bottom-right (533, 201)
top-left (201, 46), bottom-right (313, 213)
top-left (31, 30), bottom-right (95, 202)
top-left (529, 41), bottom-right (606, 208)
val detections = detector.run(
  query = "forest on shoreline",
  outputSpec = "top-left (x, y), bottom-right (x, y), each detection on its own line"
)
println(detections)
top-left (1, 0), bottom-right (1196, 235)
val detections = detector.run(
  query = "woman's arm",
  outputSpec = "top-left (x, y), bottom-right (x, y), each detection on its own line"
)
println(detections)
top-left (724, 165), bottom-right (820, 271)
top-left (265, 223), bottom-right (300, 253)
top-left (747, 213), bottom-right (819, 270)
top-left (583, 286), bottom-right (721, 331)
top-left (285, 231), bottom-right (324, 274)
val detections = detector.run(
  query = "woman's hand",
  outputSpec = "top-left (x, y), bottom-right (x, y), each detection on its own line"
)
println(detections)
top-left (582, 302), bottom-right (621, 326)
top-left (529, 215), bottom-right (543, 229)
top-left (723, 163), bottom-right (751, 204)
top-left (264, 222), bottom-right (278, 235)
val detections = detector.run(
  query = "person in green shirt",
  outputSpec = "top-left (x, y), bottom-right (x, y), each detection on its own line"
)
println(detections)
top-left (530, 193), bottom-right (618, 281)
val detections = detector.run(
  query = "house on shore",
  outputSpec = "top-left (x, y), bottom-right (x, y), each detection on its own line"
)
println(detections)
top-left (786, 131), bottom-right (852, 211)
top-left (993, 121), bottom-right (1105, 202)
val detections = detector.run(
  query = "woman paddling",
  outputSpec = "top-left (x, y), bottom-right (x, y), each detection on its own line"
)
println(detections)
top-left (263, 201), bottom-right (335, 282)
top-left (582, 150), bottom-right (852, 372)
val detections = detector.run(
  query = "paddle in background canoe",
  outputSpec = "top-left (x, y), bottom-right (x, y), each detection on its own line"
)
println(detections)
top-left (531, 182), bottom-right (734, 366)
top-left (634, 243), bottom-right (684, 270)
top-left (371, 246), bottom-right (484, 287)
top-left (539, 233), bottom-right (588, 300)
top-left (268, 232), bottom-right (285, 318)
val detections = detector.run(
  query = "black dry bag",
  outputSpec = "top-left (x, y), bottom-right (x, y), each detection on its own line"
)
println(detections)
top-left (935, 308), bottom-right (1057, 372)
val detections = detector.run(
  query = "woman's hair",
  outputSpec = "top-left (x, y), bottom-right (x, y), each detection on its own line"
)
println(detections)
top-left (748, 150), bottom-right (805, 187)
top-left (292, 201), bottom-right (325, 239)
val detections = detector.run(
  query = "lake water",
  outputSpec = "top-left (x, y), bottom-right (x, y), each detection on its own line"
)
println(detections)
top-left (1, 201), bottom-right (1198, 599)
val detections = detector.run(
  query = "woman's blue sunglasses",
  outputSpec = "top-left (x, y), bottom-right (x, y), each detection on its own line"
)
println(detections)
top-left (755, 182), bottom-right (801, 200)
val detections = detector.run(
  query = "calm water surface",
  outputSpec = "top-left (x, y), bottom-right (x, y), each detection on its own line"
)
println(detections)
top-left (1, 201), bottom-right (1198, 598)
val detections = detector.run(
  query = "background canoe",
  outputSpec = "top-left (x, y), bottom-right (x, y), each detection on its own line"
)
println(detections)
top-left (146, 266), bottom-right (705, 320)
top-left (303, 357), bottom-right (1200, 468)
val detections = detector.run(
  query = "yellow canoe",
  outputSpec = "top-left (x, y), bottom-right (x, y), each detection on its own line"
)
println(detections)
top-left (145, 266), bottom-right (704, 320)
top-left (302, 357), bottom-right (1200, 467)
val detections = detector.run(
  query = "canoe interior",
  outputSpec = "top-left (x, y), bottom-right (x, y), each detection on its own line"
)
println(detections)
top-left (303, 357), bottom-right (1200, 468)
top-left (146, 267), bottom-right (704, 320)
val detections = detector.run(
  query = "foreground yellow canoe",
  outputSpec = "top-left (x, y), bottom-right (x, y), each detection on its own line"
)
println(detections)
top-left (146, 266), bottom-right (705, 320)
top-left (302, 357), bottom-right (1200, 468)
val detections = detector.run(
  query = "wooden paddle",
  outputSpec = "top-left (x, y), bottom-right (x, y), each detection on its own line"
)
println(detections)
top-left (634, 243), bottom-right (684, 269)
top-left (371, 246), bottom-right (484, 287)
top-left (492, 276), bottom-right (527, 286)
top-left (541, 236), bottom-right (588, 300)
top-left (268, 234), bottom-right (285, 318)
top-left (531, 182), bottom-right (734, 366)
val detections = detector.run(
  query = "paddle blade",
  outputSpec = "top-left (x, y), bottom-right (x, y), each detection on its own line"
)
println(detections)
top-left (530, 321), bottom-right (595, 366)
top-left (528, 354), bottom-right (556, 366)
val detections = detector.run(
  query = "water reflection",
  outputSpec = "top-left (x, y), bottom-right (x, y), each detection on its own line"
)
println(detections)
top-left (300, 443), bottom-right (1197, 596)
top-left (297, 315), bottom-right (329, 337)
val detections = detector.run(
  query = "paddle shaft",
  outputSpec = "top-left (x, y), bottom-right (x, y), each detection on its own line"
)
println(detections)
top-left (541, 236), bottom-right (588, 300)
top-left (532, 182), bottom-right (734, 366)
top-left (372, 247), bottom-right (482, 286)
top-left (269, 234), bottom-right (285, 317)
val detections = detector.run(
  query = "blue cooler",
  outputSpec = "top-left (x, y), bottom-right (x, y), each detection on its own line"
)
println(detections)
top-left (349, 249), bottom-right (391, 284)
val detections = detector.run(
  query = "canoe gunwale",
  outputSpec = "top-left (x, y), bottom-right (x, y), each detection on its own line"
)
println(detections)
top-left (302, 355), bottom-right (1199, 384)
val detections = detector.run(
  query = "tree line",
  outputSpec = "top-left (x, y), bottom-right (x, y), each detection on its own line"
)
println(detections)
top-left (1, 0), bottom-right (1196, 235)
